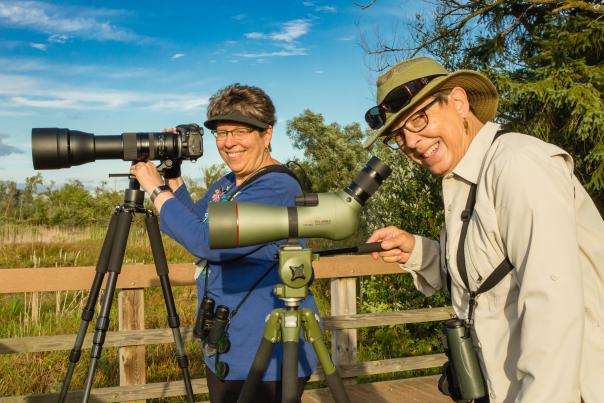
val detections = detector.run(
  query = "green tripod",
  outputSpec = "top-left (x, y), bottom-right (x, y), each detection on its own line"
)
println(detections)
top-left (237, 242), bottom-right (348, 403)
top-left (237, 241), bottom-right (383, 403)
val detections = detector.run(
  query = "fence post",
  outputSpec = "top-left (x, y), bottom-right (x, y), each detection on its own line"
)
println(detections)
top-left (118, 288), bottom-right (146, 403)
top-left (330, 277), bottom-right (357, 381)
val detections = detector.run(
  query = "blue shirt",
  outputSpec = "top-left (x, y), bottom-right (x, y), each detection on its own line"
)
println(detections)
top-left (160, 171), bottom-right (319, 380)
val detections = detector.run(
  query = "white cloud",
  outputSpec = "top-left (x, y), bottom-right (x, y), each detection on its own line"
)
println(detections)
top-left (146, 97), bottom-right (208, 111)
top-left (314, 70), bottom-right (324, 74)
top-left (302, 1), bottom-right (336, 12)
top-left (235, 48), bottom-right (308, 58)
top-left (232, 14), bottom-right (245, 21)
top-left (30, 42), bottom-right (47, 51)
top-left (337, 35), bottom-right (355, 41)
top-left (0, 73), bottom-right (208, 111)
top-left (0, 133), bottom-right (23, 156)
top-left (244, 19), bottom-right (310, 43)
top-left (244, 32), bottom-right (265, 40)
top-left (316, 6), bottom-right (336, 12)
top-left (48, 34), bottom-right (69, 43)
top-left (171, 53), bottom-right (185, 60)
top-left (0, 1), bottom-right (143, 42)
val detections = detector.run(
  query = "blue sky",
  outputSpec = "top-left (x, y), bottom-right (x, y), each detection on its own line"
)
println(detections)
top-left (0, 0), bottom-right (426, 187)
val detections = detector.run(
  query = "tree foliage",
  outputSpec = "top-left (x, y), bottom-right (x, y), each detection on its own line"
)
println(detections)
top-left (363, 0), bottom-right (604, 209)
top-left (286, 109), bottom-right (369, 192)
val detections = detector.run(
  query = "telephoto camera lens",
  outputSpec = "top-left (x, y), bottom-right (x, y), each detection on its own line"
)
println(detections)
top-left (31, 124), bottom-right (203, 170)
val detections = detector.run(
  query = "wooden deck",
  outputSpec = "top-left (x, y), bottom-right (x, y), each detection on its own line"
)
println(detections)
top-left (302, 375), bottom-right (450, 403)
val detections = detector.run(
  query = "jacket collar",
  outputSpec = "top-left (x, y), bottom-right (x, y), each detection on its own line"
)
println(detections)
top-left (452, 121), bottom-right (500, 184)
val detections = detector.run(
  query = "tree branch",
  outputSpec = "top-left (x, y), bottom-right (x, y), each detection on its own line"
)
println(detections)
top-left (526, 0), bottom-right (604, 15)
top-left (353, 0), bottom-right (378, 10)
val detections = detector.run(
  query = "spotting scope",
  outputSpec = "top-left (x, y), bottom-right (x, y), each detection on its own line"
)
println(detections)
top-left (208, 156), bottom-right (391, 248)
top-left (31, 124), bottom-right (203, 170)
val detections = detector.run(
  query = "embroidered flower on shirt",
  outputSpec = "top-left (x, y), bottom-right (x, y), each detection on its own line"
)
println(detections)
top-left (203, 184), bottom-right (233, 223)
top-left (211, 185), bottom-right (231, 203)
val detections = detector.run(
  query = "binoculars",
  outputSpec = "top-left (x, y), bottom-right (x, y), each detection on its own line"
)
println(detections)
top-left (438, 318), bottom-right (487, 401)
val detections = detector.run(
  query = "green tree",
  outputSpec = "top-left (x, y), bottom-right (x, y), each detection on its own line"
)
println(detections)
top-left (286, 109), bottom-right (369, 192)
top-left (363, 0), bottom-right (604, 209)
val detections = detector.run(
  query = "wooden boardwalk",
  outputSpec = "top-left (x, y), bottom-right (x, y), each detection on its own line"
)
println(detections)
top-left (302, 375), bottom-right (450, 403)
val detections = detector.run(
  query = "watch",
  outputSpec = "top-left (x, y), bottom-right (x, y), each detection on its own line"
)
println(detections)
top-left (150, 184), bottom-right (172, 202)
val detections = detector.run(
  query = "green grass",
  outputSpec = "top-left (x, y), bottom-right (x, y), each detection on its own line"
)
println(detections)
top-left (0, 223), bottom-right (443, 400)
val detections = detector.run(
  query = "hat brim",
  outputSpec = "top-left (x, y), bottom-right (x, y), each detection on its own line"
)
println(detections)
top-left (363, 70), bottom-right (498, 149)
top-left (204, 111), bottom-right (269, 130)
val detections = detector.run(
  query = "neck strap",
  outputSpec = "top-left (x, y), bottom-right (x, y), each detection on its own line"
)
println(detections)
top-left (447, 129), bottom-right (514, 323)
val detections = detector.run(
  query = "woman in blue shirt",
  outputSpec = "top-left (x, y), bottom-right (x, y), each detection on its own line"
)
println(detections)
top-left (130, 84), bottom-right (319, 402)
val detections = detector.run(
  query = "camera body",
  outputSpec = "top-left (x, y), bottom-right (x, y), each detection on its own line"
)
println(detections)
top-left (31, 123), bottom-right (203, 170)
top-left (438, 318), bottom-right (487, 401)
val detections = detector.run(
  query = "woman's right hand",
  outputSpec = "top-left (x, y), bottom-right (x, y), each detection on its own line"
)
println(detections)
top-left (366, 226), bottom-right (416, 264)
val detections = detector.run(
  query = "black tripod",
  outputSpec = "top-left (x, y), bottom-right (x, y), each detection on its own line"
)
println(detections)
top-left (58, 177), bottom-right (195, 402)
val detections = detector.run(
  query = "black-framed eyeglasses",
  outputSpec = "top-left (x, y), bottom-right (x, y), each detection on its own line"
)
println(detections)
top-left (211, 126), bottom-right (258, 142)
top-left (382, 97), bottom-right (440, 150)
top-left (365, 74), bottom-right (445, 130)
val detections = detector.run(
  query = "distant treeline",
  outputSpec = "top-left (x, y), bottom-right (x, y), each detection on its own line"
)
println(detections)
top-left (0, 174), bottom-right (124, 225)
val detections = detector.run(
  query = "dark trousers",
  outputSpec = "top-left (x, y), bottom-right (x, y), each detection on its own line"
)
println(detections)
top-left (206, 369), bottom-right (309, 403)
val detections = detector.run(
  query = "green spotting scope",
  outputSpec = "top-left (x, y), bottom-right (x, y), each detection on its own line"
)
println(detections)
top-left (208, 156), bottom-right (391, 248)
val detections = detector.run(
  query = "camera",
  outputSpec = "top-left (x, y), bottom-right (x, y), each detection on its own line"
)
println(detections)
top-left (438, 318), bottom-right (487, 401)
top-left (31, 123), bottom-right (203, 170)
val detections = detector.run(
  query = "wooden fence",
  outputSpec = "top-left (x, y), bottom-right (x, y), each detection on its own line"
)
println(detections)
top-left (0, 256), bottom-right (453, 402)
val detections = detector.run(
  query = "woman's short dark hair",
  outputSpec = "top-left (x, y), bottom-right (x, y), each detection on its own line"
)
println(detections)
top-left (206, 83), bottom-right (276, 127)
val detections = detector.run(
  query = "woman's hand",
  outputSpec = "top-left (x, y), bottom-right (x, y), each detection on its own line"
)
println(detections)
top-left (129, 162), bottom-right (163, 194)
top-left (366, 226), bottom-right (416, 264)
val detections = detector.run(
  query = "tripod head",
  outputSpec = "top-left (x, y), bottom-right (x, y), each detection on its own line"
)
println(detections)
top-left (274, 240), bottom-right (384, 307)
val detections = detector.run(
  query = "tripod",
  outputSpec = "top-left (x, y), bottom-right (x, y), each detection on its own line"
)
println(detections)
top-left (58, 177), bottom-right (195, 402)
top-left (237, 242), bottom-right (353, 403)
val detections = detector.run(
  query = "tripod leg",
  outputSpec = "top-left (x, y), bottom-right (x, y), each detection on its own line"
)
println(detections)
top-left (237, 310), bottom-right (281, 403)
top-left (82, 209), bottom-right (133, 402)
top-left (301, 309), bottom-right (350, 403)
top-left (58, 213), bottom-right (119, 403)
top-left (282, 309), bottom-right (302, 403)
top-left (145, 214), bottom-right (195, 403)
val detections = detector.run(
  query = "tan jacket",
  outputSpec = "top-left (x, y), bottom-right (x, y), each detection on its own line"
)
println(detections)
top-left (402, 122), bottom-right (604, 403)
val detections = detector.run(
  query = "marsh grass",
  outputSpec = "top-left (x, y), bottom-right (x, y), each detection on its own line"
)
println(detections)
top-left (0, 222), bottom-right (437, 399)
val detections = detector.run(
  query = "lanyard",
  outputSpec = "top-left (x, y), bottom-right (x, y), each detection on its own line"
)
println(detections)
top-left (447, 130), bottom-right (514, 330)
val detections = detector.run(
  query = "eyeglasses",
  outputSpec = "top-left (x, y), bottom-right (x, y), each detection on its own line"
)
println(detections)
top-left (211, 127), bottom-right (258, 142)
top-left (365, 74), bottom-right (445, 130)
top-left (382, 97), bottom-right (440, 150)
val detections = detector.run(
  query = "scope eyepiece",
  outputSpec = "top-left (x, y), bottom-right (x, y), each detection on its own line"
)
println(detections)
top-left (344, 156), bottom-right (392, 205)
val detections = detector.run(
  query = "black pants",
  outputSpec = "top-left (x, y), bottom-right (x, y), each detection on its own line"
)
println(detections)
top-left (206, 369), bottom-right (309, 403)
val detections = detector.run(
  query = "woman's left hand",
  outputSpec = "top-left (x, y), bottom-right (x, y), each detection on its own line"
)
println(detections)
top-left (129, 162), bottom-right (163, 194)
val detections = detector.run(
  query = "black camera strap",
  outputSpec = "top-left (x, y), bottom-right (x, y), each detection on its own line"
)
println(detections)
top-left (447, 129), bottom-right (514, 329)
top-left (227, 164), bottom-right (301, 200)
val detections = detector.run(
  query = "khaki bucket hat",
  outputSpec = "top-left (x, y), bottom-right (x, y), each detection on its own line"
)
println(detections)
top-left (363, 57), bottom-right (499, 148)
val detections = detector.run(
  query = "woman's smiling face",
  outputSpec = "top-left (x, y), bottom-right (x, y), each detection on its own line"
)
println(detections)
top-left (392, 88), bottom-right (475, 176)
top-left (214, 123), bottom-right (272, 183)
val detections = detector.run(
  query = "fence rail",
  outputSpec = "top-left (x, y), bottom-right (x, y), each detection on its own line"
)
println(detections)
top-left (0, 255), bottom-right (453, 402)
